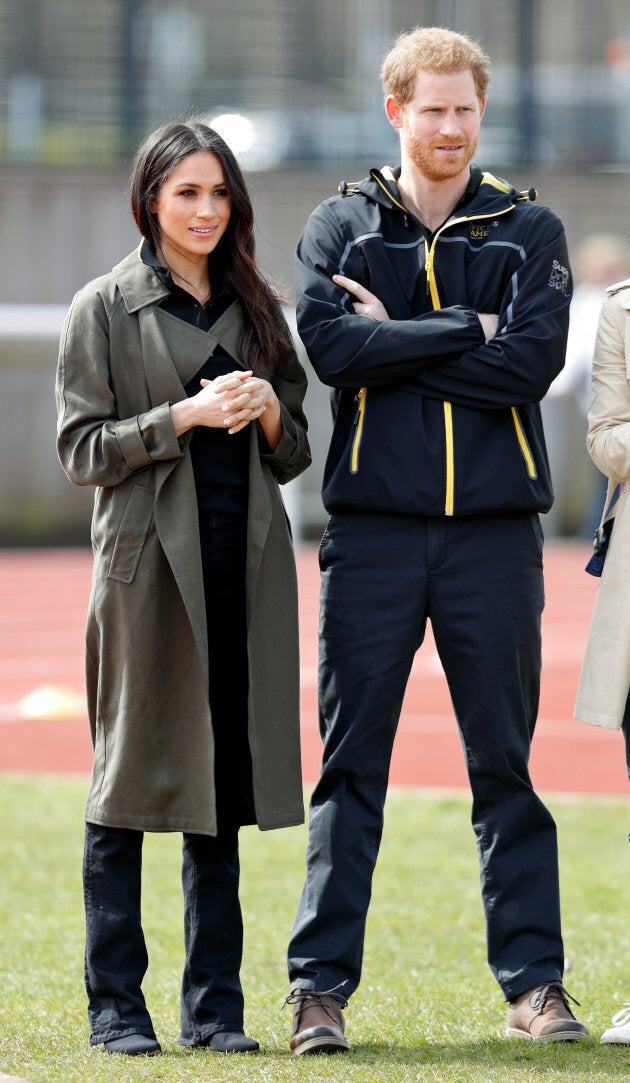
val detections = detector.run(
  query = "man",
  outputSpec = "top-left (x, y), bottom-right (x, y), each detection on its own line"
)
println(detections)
top-left (286, 26), bottom-right (587, 1053)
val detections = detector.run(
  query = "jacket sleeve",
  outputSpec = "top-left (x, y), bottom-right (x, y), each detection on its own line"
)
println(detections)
top-left (406, 210), bottom-right (571, 408)
top-left (259, 315), bottom-right (311, 484)
top-left (586, 291), bottom-right (630, 482)
top-left (56, 286), bottom-right (185, 488)
top-left (295, 200), bottom-right (485, 388)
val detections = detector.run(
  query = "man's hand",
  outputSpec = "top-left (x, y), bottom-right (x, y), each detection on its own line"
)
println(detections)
top-left (478, 313), bottom-right (499, 341)
top-left (332, 274), bottom-right (390, 322)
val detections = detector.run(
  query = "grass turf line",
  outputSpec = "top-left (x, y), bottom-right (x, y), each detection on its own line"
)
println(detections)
top-left (0, 773), bottom-right (628, 1081)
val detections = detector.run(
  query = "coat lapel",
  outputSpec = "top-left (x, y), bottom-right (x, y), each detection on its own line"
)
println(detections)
top-left (114, 247), bottom-right (247, 403)
top-left (137, 306), bottom-right (208, 403)
top-left (154, 299), bottom-right (246, 389)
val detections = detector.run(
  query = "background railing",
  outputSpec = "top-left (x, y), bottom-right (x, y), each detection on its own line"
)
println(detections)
top-left (1, 0), bottom-right (629, 544)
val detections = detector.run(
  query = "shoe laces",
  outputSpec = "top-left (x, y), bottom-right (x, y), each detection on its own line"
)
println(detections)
top-left (610, 1002), bottom-right (630, 1027)
top-left (529, 982), bottom-right (580, 1017)
top-left (283, 980), bottom-right (348, 1012)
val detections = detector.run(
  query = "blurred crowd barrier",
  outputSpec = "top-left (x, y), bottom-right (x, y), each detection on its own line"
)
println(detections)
top-left (2, 0), bottom-right (630, 172)
top-left (0, 165), bottom-right (623, 546)
top-left (0, 312), bottom-right (602, 545)
top-left (0, 299), bottom-right (331, 547)
top-left (2, 0), bottom-right (630, 543)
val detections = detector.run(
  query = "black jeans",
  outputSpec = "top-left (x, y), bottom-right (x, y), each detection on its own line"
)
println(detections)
top-left (288, 511), bottom-right (563, 1003)
top-left (83, 512), bottom-right (253, 1045)
top-left (83, 824), bottom-right (244, 1045)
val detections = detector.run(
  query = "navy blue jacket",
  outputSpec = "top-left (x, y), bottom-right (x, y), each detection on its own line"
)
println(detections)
top-left (295, 164), bottom-right (572, 516)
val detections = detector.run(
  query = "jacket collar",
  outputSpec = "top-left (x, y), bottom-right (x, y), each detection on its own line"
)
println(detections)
top-left (370, 163), bottom-right (484, 210)
top-left (111, 245), bottom-right (245, 355)
top-left (111, 242), bottom-right (245, 365)
top-left (345, 163), bottom-right (534, 223)
top-left (112, 244), bottom-right (172, 313)
top-left (606, 278), bottom-right (630, 307)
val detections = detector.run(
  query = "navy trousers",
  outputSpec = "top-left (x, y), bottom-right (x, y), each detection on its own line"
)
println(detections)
top-left (288, 511), bottom-right (564, 1002)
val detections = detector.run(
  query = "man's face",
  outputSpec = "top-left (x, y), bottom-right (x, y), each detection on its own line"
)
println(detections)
top-left (387, 68), bottom-right (485, 183)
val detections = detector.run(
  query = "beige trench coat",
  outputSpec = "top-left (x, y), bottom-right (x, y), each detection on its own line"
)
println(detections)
top-left (574, 279), bottom-right (630, 729)
top-left (56, 248), bottom-right (311, 833)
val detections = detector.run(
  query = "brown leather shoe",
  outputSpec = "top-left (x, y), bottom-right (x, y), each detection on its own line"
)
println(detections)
top-left (506, 982), bottom-right (588, 1042)
top-left (287, 988), bottom-right (349, 1055)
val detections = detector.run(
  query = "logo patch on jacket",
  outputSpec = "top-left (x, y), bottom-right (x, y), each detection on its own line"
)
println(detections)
top-left (548, 259), bottom-right (569, 295)
top-left (469, 222), bottom-right (493, 239)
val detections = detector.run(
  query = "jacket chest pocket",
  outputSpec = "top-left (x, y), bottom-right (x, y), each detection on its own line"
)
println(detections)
top-left (108, 484), bottom-right (155, 583)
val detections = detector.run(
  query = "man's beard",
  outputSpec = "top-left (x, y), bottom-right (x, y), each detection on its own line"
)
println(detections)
top-left (404, 129), bottom-right (478, 182)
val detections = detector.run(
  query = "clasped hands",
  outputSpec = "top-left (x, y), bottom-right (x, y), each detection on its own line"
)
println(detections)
top-left (332, 272), bottom-right (498, 340)
top-left (194, 370), bottom-right (276, 434)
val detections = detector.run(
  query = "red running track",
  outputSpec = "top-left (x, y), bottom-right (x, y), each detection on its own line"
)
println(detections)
top-left (0, 543), bottom-right (628, 795)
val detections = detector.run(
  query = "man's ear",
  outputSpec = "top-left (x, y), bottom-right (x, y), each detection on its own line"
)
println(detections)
top-left (478, 97), bottom-right (487, 120)
top-left (385, 95), bottom-right (404, 130)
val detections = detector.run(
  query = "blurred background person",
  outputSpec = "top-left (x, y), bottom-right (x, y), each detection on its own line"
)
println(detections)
top-left (559, 233), bottom-right (630, 418)
top-left (574, 273), bottom-right (630, 1045)
top-left (55, 120), bottom-right (310, 1057)
top-left (543, 232), bottom-right (630, 537)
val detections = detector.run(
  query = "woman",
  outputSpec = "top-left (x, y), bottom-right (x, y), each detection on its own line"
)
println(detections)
top-left (55, 121), bottom-right (310, 1056)
top-left (574, 274), bottom-right (630, 1045)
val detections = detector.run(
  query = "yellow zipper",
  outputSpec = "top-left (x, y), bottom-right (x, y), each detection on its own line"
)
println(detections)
top-left (424, 234), bottom-right (451, 510)
top-left (350, 387), bottom-right (367, 473)
top-left (346, 179), bottom-right (527, 501)
top-left (510, 407), bottom-right (537, 478)
top-left (443, 402), bottom-right (455, 515)
top-left (424, 247), bottom-right (442, 310)
top-left (423, 205), bottom-right (516, 306)
top-left (424, 202), bottom-right (519, 514)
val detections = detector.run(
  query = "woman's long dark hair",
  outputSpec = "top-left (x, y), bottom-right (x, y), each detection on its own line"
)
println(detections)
top-left (130, 121), bottom-right (292, 378)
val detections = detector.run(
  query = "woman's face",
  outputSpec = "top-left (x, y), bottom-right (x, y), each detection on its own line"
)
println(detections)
top-left (150, 150), bottom-right (232, 265)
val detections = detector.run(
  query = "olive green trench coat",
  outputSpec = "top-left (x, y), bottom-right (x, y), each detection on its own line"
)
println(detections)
top-left (56, 248), bottom-right (311, 834)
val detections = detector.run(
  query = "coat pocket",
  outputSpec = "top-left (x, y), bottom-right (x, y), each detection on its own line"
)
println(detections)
top-left (108, 484), bottom-right (155, 583)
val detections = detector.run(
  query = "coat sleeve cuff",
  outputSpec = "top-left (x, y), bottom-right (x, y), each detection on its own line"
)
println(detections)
top-left (116, 402), bottom-right (184, 470)
top-left (259, 403), bottom-right (310, 483)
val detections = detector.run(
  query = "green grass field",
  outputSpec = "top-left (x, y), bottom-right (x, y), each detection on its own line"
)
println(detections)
top-left (0, 773), bottom-right (628, 1082)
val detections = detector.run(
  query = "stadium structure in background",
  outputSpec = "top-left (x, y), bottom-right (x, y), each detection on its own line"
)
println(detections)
top-left (0, 0), bottom-right (629, 171)
top-left (1, 0), bottom-right (630, 546)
